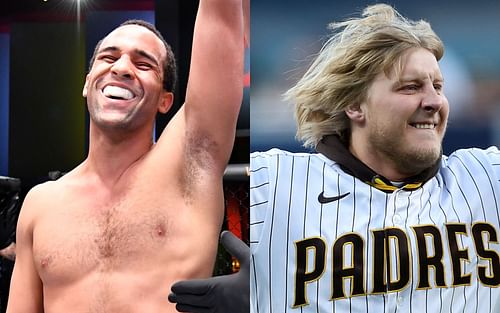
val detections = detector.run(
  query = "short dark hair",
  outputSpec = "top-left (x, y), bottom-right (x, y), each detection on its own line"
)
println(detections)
top-left (88, 19), bottom-right (177, 93)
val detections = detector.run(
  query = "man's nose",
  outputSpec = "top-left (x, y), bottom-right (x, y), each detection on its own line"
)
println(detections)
top-left (421, 86), bottom-right (444, 113)
top-left (111, 56), bottom-right (134, 79)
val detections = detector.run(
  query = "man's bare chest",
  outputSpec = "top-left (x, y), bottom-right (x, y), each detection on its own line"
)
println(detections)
top-left (32, 191), bottom-right (174, 284)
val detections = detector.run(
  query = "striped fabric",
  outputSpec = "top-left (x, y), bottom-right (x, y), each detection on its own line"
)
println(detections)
top-left (250, 147), bottom-right (500, 313)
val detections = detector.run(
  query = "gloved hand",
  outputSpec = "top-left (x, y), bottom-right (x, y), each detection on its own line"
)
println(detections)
top-left (168, 230), bottom-right (249, 313)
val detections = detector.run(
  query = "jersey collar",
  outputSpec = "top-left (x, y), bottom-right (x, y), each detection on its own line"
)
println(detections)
top-left (315, 135), bottom-right (440, 193)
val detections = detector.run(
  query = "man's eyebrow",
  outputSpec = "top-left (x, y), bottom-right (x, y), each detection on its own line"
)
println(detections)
top-left (398, 75), bottom-right (444, 83)
top-left (98, 46), bottom-right (120, 54)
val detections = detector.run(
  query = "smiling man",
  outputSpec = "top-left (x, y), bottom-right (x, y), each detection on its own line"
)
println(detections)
top-left (347, 47), bottom-right (449, 181)
top-left (7, 0), bottom-right (245, 312)
top-left (250, 3), bottom-right (500, 313)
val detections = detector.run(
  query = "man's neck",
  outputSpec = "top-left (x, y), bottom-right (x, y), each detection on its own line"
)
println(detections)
top-left (315, 135), bottom-right (440, 192)
top-left (348, 130), bottom-right (420, 181)
top-left (349, 144), bottom-right (414, 181)
top-left (84, 124), bottom-right (154, 187)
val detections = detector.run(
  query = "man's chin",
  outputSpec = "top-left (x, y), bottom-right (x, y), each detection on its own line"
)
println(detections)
top-left (398, 145), bottom-right (441, 174)
top-left (91, 115), bottom-right (134, 130)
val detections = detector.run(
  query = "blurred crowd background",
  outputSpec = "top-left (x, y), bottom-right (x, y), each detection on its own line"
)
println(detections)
top-left (251, 0), bottom-right (500, 154)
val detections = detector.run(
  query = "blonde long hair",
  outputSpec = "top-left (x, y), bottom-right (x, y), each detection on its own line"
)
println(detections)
top-left (284, 4), bottom-right (444, 148)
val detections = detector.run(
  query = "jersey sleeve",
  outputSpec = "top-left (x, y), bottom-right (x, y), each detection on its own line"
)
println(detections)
top-left (447, 146), bottom-right (500, 183)
top-left (447, 146), bottom-right (500, 224)
top-left (250, 150), bottom-right (274, 251)
top-left (484, 146), bottom-right (500, 180)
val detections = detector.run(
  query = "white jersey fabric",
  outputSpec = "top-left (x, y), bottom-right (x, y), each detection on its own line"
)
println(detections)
top-left (250, 147), bottom-right (500, 313)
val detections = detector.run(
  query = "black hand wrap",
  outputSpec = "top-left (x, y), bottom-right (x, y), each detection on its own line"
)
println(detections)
top-left (168, 231), bottom-right (249, 313)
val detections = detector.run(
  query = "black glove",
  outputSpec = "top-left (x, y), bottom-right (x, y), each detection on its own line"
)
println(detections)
top-left (168, 231), bottom-right (249, 313)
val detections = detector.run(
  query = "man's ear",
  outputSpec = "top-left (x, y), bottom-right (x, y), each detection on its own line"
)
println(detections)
top-left (158, 91), bottom-right (174, 114)
top-left (82, 74), bottom-right (90, 98)
top-left (345, 104), bottom-right (365, 123)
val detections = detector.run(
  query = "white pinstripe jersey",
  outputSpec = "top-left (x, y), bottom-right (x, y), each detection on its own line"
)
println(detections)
top-left (250, 147), bottom-right (500, 313)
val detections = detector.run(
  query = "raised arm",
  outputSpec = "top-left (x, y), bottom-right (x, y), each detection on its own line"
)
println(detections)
top-left (6, 189), bottom-right (43, 313)
top-left (182, 0), bottom-right (245, 170)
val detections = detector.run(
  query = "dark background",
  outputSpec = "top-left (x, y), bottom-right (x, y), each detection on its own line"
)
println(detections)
top-left (0, 0), bottom-right (250, 183)
top-left (0, 0), bottom-right (249, 310)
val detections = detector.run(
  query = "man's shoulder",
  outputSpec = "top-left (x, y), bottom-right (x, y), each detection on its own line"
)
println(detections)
top-left (441, 146), bottom-right (500, 170)
top-left (25, 180), bottom-right (59, 204)
top-left (444, 146), bottom-right (499, 160)
top-left (17, 180), bottom-right (60, 226)
top-left (251, 148), bottom-right (316, 159)
top-left (250, 148), bottom-right (328, 177)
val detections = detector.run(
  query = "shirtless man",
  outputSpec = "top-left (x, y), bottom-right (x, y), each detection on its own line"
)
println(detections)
top-left (6, 0), bottom-right (245, 311)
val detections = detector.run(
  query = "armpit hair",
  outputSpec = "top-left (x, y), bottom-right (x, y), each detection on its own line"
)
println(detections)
top-left (180, 131), bottom-right (219, 201)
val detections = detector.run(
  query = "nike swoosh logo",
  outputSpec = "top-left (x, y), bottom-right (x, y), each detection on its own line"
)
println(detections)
top-left (318, 191), bottom-right (350, 204)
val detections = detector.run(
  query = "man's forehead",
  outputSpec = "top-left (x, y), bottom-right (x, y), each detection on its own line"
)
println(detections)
top-left (398, 63), bottom-right (443, 82)
top-left (101, 25), bottom-right (164, 52)
top-left (382, 49), bottom-right (443, 82)
top-left (110, 24), bottom-right (150, 34)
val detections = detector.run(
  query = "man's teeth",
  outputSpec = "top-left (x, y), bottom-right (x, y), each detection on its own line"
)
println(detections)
top-left (413, 123), bottom-right (435, 129)
top-left (103, 86), bottom-right (134, 100)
